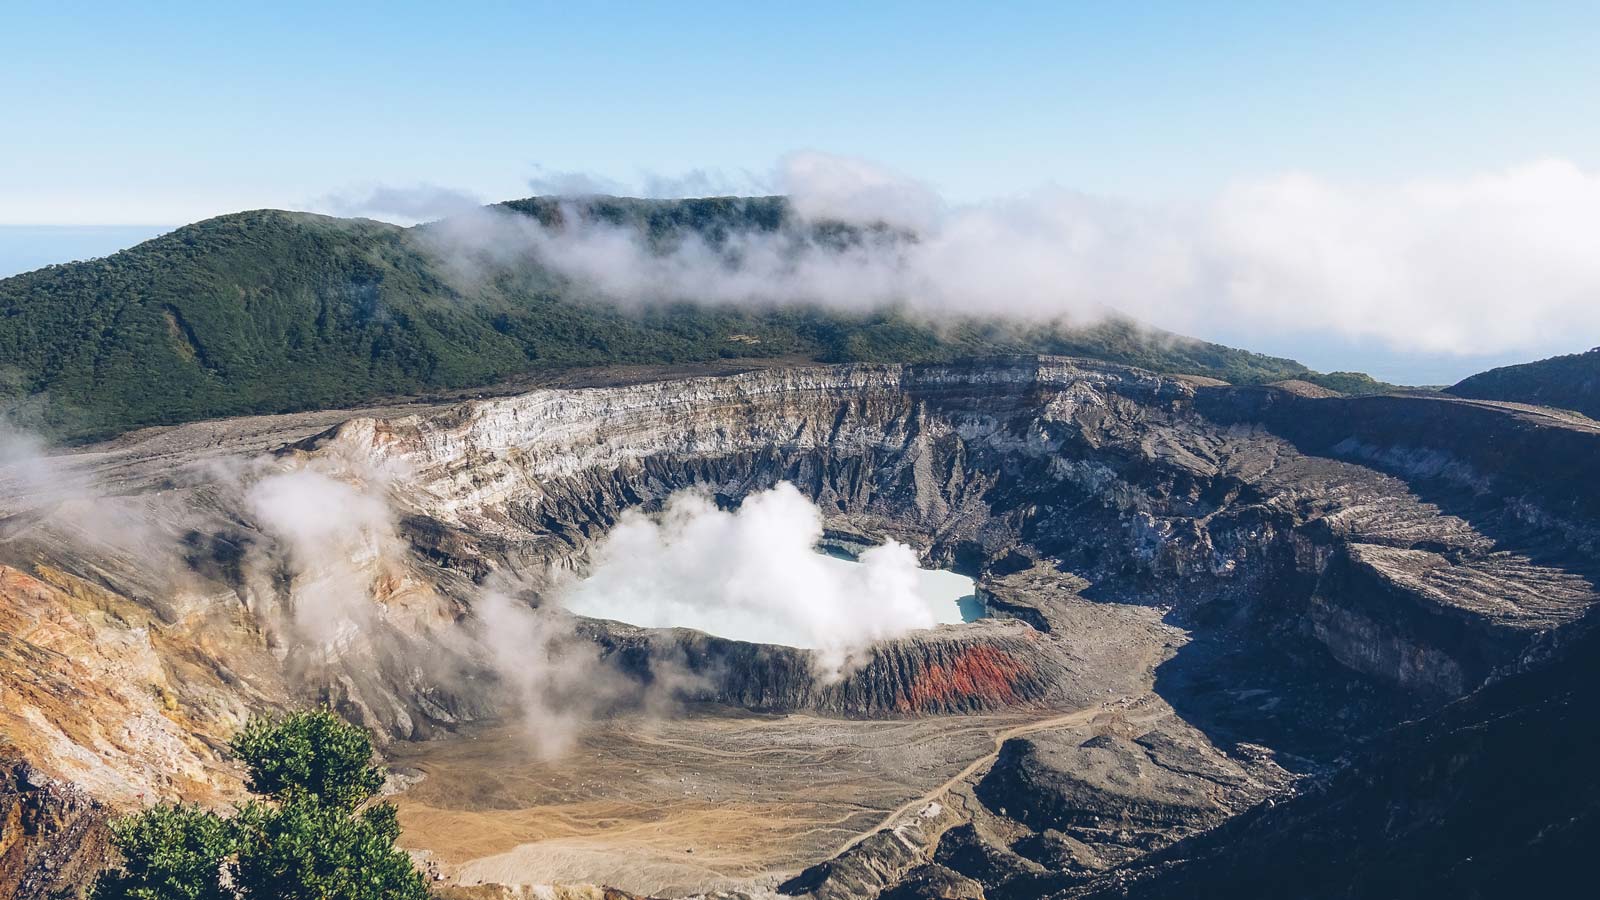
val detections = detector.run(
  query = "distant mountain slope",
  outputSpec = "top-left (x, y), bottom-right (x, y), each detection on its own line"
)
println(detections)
top-left (0, 197), bottom-right (1381, 441)
top-left (1447, 348), bottom-right (1600, 418)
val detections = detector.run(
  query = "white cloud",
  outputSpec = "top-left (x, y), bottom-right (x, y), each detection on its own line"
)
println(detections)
top-left (779, 151), bottom-right (945, 232)
top-left (0, 423), bottom-right (183, 573)
top-left (558, 483), bottom-right (938, 675)
top-left (396, 153), bottom-right (1600, 357)
top-left (473, 588), bottom-right (626, 758)
top-left (640, 166), bottom-right (763, 199)
top-left (527, 164), bottom-right (766, 200)
top-left (318, 183), bottom-right (484, 225)
top-left (1205, 159), bottom-right (1600, 353)
top-left (525, 167), bottom-right (628, 198)
top-left (244, 465), bottom-right (403, 649)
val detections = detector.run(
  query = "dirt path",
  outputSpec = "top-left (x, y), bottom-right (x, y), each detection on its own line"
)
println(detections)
top-left (830, 705), bottom-right (1105, 858)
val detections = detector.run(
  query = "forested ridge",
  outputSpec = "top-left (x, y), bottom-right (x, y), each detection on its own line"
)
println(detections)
top-left (0, 196), bottom-right (1386, 441)
top-left (1448, 347), bottom-right (1600, 419)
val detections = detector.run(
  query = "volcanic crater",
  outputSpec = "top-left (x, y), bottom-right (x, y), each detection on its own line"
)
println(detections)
top-left (3, 356), bottom-right (1596, 899)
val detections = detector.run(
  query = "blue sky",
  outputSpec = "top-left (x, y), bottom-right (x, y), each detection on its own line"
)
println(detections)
top-left (7, 1), bottom-right (1598, 221)
top-left (3, 2), bottom-right (1599, 382)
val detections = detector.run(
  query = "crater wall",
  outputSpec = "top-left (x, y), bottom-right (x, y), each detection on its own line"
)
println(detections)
top-left (303, 357), bottom-right (1597, 702)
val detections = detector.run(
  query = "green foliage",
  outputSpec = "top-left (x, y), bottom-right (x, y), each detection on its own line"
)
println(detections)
top-left (0, 198), bottom-right (1388, 443)
top-left (91, 805), bottom-right (233, 900)
top-left (229, 709), bottom-right (385, 811)
top-left (91, 710), bottom-right (429, 900)
top-left (230, 797), bottom-right (429, 900)
top-left (1301, 370), bottom-right (1396, 396)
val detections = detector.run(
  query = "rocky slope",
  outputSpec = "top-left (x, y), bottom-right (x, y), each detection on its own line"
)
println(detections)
top-left (0, 757), bottom-right (111, 900)
top-left (0, 356), bottom-right (1594, 897)
top-left (308, 357), bottom-right (1590, 694)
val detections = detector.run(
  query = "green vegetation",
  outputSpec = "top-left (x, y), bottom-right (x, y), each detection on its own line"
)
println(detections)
top-left (0, 197), bottom-right (1387, 442)
top-left (1299, 370), bottom-right (1396, 396)
top-left (230, 709), bottom-right (386, 811)
top-left (91, 805), bottom-right (234, 900)
top-left (92, 709), bottom-right (429, 900)
top-left (1448, 347), bottom-right (1600, 419)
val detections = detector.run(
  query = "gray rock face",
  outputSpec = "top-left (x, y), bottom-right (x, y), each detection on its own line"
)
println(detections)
top-left (934, 822), bottom-right (1047, 885)
top-left (975, 724), bottom-right (1279, 857)
top-left (1062, 616), bottom-right (1600, 900)
top-left (591, 619), bottom-right (1077, 716)
top-left (877, 863), bottom-right (986, 900)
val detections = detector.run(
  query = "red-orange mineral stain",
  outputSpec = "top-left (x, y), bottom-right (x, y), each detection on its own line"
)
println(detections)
top-left (899, 645), bottom-right (1028, 712)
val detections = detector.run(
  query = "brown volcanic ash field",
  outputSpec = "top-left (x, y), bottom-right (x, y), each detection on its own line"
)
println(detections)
top-left (392, 713), bottom-right (1003, 894)
top-left (389, 707), bottom-right (1121, 897)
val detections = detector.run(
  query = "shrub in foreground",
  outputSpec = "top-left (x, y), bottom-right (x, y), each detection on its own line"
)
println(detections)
top-left (91, 709), bottom-right (429, 900)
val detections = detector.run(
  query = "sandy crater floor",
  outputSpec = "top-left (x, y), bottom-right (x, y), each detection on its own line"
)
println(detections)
top-left (389, 706), bottom-right (1074, 896)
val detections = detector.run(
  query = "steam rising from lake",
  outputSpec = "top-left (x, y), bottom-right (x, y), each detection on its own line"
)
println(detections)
top-left (560, 483), bottom-right (951, 672)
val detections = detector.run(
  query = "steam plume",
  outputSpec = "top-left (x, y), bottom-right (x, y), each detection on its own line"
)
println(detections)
top-left (0, 425), bottom-right (706, 759)
top-left (244, 466), bottom-right (404, 649)
top-left (0, 422), bottom-right (184, 582)
top-left (559, 483), bottom-right (938, 674)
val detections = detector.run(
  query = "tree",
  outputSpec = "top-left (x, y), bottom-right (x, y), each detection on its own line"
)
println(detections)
top-left (90, 804), bottom-right (232, 900)
top-left (230, 798), bottom-right (429, 900)
top-left (91, 709), bottom-right (430, 900)
top-left (229, 709), bottom-right (386, 811)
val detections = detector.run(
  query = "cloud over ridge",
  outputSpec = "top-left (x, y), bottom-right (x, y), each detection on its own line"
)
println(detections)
top-left (404, 152), bottom-right (1600, 358)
